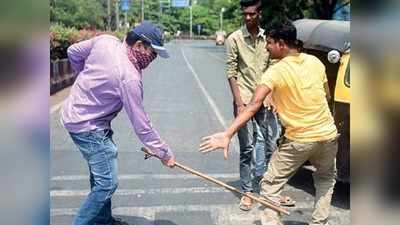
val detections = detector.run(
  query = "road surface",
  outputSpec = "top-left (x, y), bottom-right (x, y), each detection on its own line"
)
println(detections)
top-left (50, 40), bottom-right (350, 225)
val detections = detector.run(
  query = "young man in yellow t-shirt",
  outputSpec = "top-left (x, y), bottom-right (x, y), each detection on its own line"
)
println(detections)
top-left (199, 21), bottom-right (338, 225)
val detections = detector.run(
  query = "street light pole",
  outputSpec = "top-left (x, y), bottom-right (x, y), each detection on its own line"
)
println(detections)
top-left (115, 0), bottom-right (120, 29)
top-left (220, 7), bottom-right (225, 31)
top-left (125, 11), bottom-right (128, 28)
top-left (189, 5), bottom-right (192, 39)
top-left (141, 0), bottom-right (144, 22)
top-left (107, 0), bottom-right (111, 31)
top-left (159, 0), bottom-right (162, 21)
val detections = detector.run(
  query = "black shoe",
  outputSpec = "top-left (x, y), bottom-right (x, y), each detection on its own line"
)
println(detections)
top-left (111, 217), bottom-right (129, 225)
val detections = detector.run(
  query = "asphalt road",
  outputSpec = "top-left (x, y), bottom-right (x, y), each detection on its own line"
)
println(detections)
top-left (50, 40), bottom-right (350, 225)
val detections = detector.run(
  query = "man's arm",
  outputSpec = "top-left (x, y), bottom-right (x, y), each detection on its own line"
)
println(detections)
top-left (199, 84), bottom-right (271, 159)
top-left (228, 77), bottom-right (245, 108)
top-left (324, 81), bottom-right (331, 102)
top-left (226, 36), bottom-right (245, 113)
top-left (120, 79), bottom-right (174, 164)
top-left (67, 38), bottom-right (94, 74)
top-left (226, 84), bottom-right (271, 138)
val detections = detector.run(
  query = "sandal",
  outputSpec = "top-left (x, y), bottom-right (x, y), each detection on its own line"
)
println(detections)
top-left (239, 194), bottom-right (253, 211)
top-left (280, 196), bottom-right (296, 207)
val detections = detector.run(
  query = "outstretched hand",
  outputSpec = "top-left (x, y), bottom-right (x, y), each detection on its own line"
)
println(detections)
top-left (199, 132), bottom-right (231, 159)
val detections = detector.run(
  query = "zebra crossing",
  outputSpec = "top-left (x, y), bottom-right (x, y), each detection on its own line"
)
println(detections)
top-left (50, 171), bottom-right (349, 225)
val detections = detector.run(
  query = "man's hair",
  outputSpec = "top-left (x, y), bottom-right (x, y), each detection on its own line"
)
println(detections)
top-left (125, 31), bottom-right (152, 46)
top-left (125, 31), bottom-right (140, 46)
top-left (240, 0), bottom-right (262, 11)
top-left (266, 21), bottom-right (299, 48)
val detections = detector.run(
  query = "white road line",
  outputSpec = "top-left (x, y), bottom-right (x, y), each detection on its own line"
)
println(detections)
top-left (181, 48), bottom-right (227, 129)
top-left (51, 204), bottom-right (260, 225)
top-left (50, 100), bottom-right (65, 114)
top-left (51, 187), bottom-right (232, 197)
top-left (51, 204), bottom-right (349, 225)
top-left (207, 52), bottom-right (225, 63)
top-left (51, 173), bottom-right (239, 181)
top-left (51, 184), bottom-right (306, 198)
top-left (51, 204), bottom-right (262, 223)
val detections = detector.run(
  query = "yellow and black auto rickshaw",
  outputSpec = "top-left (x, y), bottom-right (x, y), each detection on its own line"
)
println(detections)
top-left (294, 19), bottom-right (350, 182)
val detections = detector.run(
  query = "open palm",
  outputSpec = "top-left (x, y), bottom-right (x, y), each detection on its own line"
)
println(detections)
top-left (199, 132), bottom-right (231, 159)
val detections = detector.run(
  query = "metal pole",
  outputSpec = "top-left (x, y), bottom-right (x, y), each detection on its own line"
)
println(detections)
top-left (189, 5), bottom-right (192, 39)
top-left (125, 11), bottom-right (128, 28)
top-left (219, 11), bottom-right (222, 31)
top-left (115, 0), bottom-right (120, 29)
top-left (220, 8), bottom-right (225, 32)
top-left (141, 0), bottom-right (144, 22)
top-left (159, 0), bottom-right (162, 20)
top-left (221, 12), bottom-right (223, 31)
top-left (107, 0), bottom-right (111, 31)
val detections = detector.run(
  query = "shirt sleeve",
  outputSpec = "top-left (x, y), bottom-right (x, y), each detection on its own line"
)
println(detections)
top-left (260, 66), bottom-right (283, 91)
top-left (225, 35), bottom-right (239, 79)
top-left (322, 64), bottom-right (328, 83)
top-left (120, 79), bottom-right (173, 161)
top-left (67, 38), bottom-right (94, 74)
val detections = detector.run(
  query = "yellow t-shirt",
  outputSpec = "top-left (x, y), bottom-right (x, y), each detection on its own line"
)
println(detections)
top-left (261, 53), bottom-right (337, 142)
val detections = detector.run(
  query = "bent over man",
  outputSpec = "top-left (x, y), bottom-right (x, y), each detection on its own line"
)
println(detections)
top-left (61, 21), bottom-right (175, 225)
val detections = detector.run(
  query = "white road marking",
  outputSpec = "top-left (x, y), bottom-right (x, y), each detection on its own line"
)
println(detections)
top-left (51, 173), bottom-right (240, 181)
top-left (207, 52), bottom-right (225, 63)
top-left (51, 184), bottom-right (307, 198)
top-left (51, 204), bottom-right (261, 225)
top-left (51, 187), bottom-right (233, 197)
top-left (181, 48), bottom-right (227, 129)
top-left (51, 204), bottom-right (349, 225)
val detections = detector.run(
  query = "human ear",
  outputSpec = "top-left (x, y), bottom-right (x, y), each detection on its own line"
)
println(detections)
top-left (277, 39), bottom-right (283, 48)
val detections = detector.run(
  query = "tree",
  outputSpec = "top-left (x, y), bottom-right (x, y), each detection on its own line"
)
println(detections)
top-left (260, 0), bottom-right (341, 28)
top-left (50, 0), bottom-right (106, 29)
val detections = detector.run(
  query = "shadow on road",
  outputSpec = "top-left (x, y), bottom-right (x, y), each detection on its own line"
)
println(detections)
top-left (225, 179), bottom-right (243, 200)
top-left (253, 220), bottom-right (308, 225)
top-left (116, 216), bottom-right (179, 225)
top-left (287, 167), bottom-right (350, 210)
top-left (224, 166), bottom-right (350, 210)
top-left (283, 221), bottom-right (309, 225)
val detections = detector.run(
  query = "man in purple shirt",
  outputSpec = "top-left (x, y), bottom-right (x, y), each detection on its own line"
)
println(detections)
top-left (60, 21), bottom-right (175, 225)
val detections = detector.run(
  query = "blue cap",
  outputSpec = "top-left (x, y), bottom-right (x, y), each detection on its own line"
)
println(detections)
top-left (131, 21), bottom-right (169, 58)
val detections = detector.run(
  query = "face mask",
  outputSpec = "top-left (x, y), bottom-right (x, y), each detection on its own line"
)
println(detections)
top-left (126, 44), bottom-right (157, 71)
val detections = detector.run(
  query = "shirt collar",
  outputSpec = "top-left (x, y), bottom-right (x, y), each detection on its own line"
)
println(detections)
top-left (284, 53), bottom-right (305, 63)
top-left (242, 26), bottom-right (264, 38)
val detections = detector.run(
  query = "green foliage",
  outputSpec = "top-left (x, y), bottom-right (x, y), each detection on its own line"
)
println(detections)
top-left (50, 0), bottom-right (106, 29)
top-left (49, 0), bottom-right (340, 38)
top-left (260, 0), bottom-right (339, 29)
top-left (118, 0), bottom-right (242, 36)
top-left (50, 25), bottom-right (79, 60)
top-left (50, 24), bottom-right (124, 60)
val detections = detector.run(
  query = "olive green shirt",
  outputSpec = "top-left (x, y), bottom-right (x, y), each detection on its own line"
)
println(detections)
top-left (226, 26), bottom-right (270, 104)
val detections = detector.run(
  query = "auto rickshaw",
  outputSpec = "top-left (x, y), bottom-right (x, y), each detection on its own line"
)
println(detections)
top-left (294, 19), bottom-right (350, 182)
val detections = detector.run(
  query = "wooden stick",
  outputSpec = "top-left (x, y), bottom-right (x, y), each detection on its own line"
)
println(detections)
top-left (140, 147), bottom-right (290, 215)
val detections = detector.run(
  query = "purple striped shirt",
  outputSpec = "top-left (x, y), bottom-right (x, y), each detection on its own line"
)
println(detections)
top-left (60, 35), bottom-right (173, 160)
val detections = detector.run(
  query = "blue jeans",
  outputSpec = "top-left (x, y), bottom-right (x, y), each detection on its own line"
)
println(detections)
top-left (69, 129), bottom-right (118, 225)
top-left (235, 106), bottom-right (281, 193)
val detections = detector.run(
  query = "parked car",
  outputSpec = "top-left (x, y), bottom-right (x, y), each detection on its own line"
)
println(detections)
top-left (294, 19), bottom-right (350, 183)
